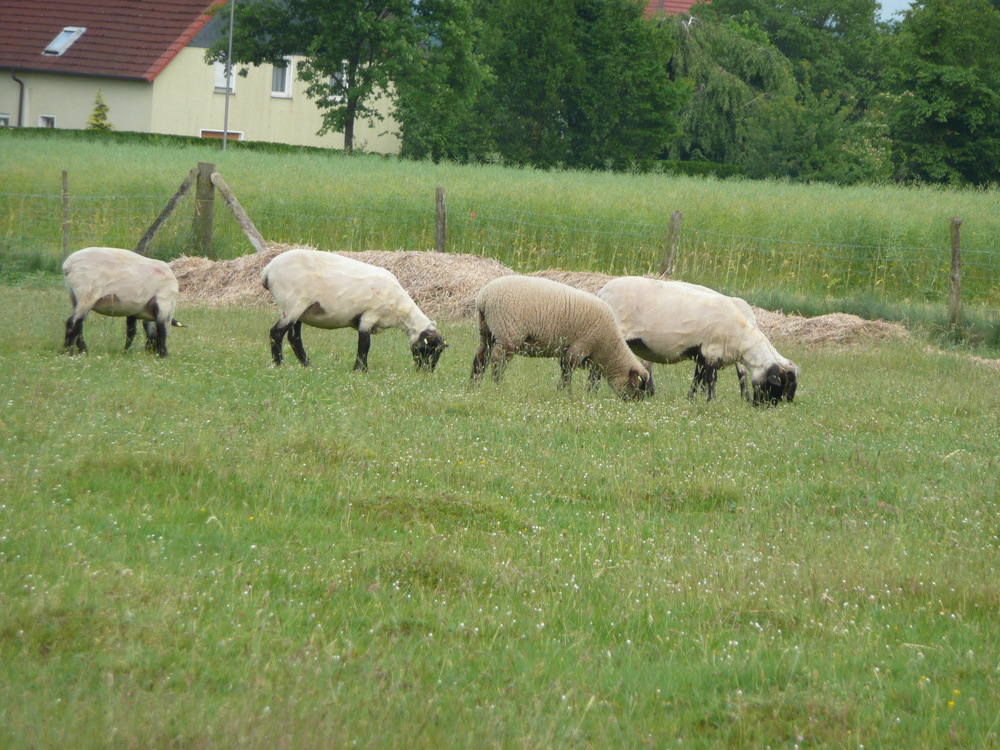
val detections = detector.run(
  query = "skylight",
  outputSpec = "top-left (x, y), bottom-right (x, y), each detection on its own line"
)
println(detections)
top-left (43, 27), bottom-right (86, 57)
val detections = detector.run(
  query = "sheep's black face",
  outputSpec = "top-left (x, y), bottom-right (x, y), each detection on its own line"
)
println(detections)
top-left (620, 366), bottom-right (654, 401)
top-left (412, 329), bottom-right (447, 371)
top-left (753, 364), bottom-right (797, 407)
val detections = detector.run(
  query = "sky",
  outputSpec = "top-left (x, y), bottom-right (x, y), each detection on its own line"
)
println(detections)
top-left (878, 0), bottom-right (914, 20)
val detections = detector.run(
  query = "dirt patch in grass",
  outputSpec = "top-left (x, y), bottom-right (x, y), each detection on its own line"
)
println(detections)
top-left (169, 246), bottom-right (909, 348)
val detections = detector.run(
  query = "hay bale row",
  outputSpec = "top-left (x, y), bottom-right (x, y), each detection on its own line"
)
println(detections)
top-left (168, 247), bottom-right (909, 348)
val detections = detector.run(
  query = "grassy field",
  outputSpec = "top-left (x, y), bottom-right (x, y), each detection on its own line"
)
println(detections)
top-left (3, 132), bottom-right (1000, 307)
top-left (1, 285), bottom-right (998, 747)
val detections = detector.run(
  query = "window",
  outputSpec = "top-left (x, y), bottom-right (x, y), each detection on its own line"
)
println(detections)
top-left (214, 61), bottom-right (235, 94)
top-left (200, 129), bottom-right (243, 142)
top-left (39, 115), bottom-right (56, 128)
top-left (328, 61), bottom-right (348, 104)
top-left (43, 27), bottom-right (86, 56)
top-left (271, 58), bottom-right (293, 98)
top-left (0, 115), bottom-right (10, 128)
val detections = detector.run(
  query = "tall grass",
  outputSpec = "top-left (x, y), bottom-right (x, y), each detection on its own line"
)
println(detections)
top-left (1, 287), bottom-right (999, 747)
top-left (3, 131), bottom-right (999, 302)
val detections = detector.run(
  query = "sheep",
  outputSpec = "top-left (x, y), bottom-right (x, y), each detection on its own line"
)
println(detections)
top-left (260, 248), bottom-right (447, 372)
top-left (470, 275), bottom-right (652, 400)
top-left (597, 276), bottom-right (799, 406)
top-left (62, 246), bottom-right (181, 357)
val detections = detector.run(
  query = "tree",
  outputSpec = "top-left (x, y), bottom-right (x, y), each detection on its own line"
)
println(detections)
top-left (738, 89), bottom-right (892, 182)
top-left (696, 0), bottom-right (887, 104)
top-left (662, 13), bottom-right (797, 164)
top-left (884, 0), bottom-right (1000, 184)
top-left (86, 90), bottom-right (114, 131)
top-left (566, 0), bottom-right (690, 169)
top-left (473, 0), bottom-right (582, 166)
top-left (206, 0), bottom-right (482, 152)
top-left (392, 0), bottom-right (489, 161)
top-left (473, 0), bottom-right (689, 169)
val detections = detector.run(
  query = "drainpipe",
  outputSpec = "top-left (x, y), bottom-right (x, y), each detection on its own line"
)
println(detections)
top-left (11, 72), bottom-right (25, 127)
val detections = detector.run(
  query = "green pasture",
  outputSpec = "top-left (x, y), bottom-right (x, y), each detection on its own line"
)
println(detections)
top-left (1, 286), bottom-right (998, 747)
top-left (2, 132), bottom-right (1000, 314)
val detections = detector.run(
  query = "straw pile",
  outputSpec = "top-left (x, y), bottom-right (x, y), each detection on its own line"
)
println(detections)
top-left (752, 309), bottom-right (907, 346)
top-left (168, 247), bottom-right (909, 347)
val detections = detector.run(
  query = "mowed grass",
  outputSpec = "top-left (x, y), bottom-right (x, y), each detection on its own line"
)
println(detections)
top-left (1, 287), bottom-right (998, 748)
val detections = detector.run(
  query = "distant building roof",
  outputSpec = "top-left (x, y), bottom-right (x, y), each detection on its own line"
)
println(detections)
top-left (0, 0), bottom-right (220, 82)
top-left (644, 0), bottom-right (700, 17)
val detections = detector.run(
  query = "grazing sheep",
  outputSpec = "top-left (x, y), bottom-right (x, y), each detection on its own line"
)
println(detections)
top-left (63, 246), bottom-right (181, 357)
top-left (260, 248), bottom-right (446, 371)
top-left (470, 275), bottom-right (652, 400)
top-left (597, 277), bottom-right (799, 406)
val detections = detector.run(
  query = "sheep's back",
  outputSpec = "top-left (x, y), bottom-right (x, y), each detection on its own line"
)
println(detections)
top-left (477, 276), bottom-right (618, 350)
top-left (64, 247), bottom-right (178, 307)
top-left (600, 277), bottom-right (755, 364)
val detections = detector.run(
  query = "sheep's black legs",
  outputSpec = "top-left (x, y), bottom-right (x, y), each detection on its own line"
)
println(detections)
top-left (354, 329), bottom-right (371, 372)
top-left (586, 364), bottom-right (603, 392)
top-left (736, 364), bottom-right (750, 401)
top-left (288, 321), bottom-right (310, 366)
top-left (270, 321), bottom-right (289, 365)
top-left (153, 320), bottom-right (168, 357)
top-left (690, 360), bottom-right (718, 401)
top-left (471, 316), bottom-right (495, 385)
top-left (64, 316), bottom-right (86, 354)
top-left (558, 354), bottom-right (582, 390)
top-left (125, 316), bottom-right (138, 351)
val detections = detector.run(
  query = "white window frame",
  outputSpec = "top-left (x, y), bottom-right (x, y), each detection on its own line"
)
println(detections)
top-left (271, 57), bottom-right (293, 98)
top-left (214, 61), bottom-right (235, 94)
top-left (39, 115), bottom-right (56, 128)
top-left (0, 114), bottom-right (10, 128)
top-left (200, 129), bottom-right (244, 142)
top-left (43, 27), bottom-right (86, 56)
top-left (328, 60), bottom-right (348, 104)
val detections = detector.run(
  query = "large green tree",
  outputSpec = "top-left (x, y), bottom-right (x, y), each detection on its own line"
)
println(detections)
top-left (695, 0), bottom-right (886, 103)
top-left (206, 0), bottom-right (481, 152)
top-left (473, 0), bottom-right (582, 166)
top-left (884, 0), bottom-right (1000, 184)
top-left (473, 0), bottom-right (689, 169)
top-left (661, 13), bottom-right (797, 164)
top-left (391, 0), bottom-right (488, 161)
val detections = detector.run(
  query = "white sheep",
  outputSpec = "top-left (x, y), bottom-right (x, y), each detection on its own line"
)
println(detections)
top-left (470, 275), bottom-right (652, 400)
top-left (597, 276), bottom-right (799, 406)
top-left (260, 248), bottom-right (447, 371)
top-left (62, 246), bottom-right (181, 357)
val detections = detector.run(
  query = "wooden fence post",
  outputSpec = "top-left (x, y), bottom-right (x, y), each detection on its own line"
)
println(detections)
top-left (134, 167), bottom-right (200, 256)
top-left (210, 171), bottom-right (268, 254)
top-left (948, 216), bottom-right (963, 327)
top-left (435, 187), bottom-right (447, 253)
top-left (61, 170), bottom-right (70, 258)
top-left (660, 209), bottom-right (682, 276)
top-left (193, 162), bottom-right (216, 258)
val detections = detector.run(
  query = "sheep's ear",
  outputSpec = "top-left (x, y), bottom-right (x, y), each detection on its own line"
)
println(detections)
top-left (767, 373), bottom-right (782, 386)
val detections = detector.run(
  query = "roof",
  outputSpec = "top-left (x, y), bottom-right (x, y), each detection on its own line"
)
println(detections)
top-left (0, 0), bottom-right (221, 82)
top-left (644, 0), bottom-right (700, 16)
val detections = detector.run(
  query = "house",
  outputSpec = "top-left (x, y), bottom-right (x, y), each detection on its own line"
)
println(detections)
top-left (644, 0), bottom-right (700, 17)
top-left (0, 0), bottom-right (400, 153)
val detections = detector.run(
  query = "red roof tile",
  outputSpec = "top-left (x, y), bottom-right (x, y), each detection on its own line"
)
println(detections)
top-left (0, 0), bottom-right (220, 82)
top-left (644, 0), bottom-right (699, 17)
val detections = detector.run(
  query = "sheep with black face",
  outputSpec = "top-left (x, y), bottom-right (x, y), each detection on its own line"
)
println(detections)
top-left (597, 277), bottom-right (798, 406)
top-left (471, 275), bottom-right (652, 400)
top-left (261, 248), bottom-right (446, 372)
top-left (62, 246), bottom-right (182, 357)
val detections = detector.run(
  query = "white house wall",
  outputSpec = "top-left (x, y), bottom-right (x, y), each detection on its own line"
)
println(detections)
top-left (0, 73), bottom-right (153, 131)
top-left (150, 48), bottom-right (401, 153)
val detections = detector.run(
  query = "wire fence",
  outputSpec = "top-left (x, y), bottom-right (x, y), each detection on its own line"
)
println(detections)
top-left (3, 189), bottom-right (998, 306)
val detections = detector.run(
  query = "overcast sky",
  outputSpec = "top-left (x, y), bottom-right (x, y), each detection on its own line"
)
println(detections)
top-left (878, 0), bottom-right (914, 20)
